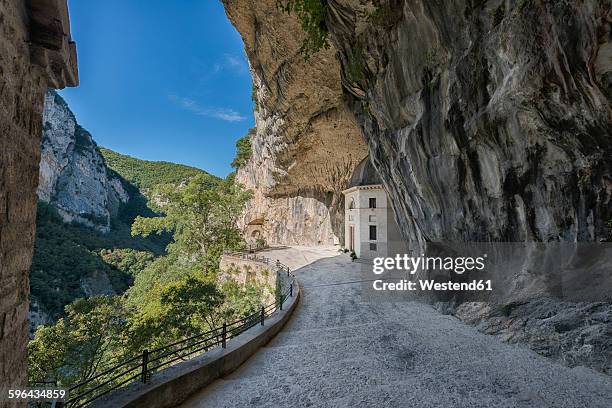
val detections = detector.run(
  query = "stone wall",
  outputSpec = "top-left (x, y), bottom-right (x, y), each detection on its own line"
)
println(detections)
top-left (219, 254), bottom-right (277, 304)
top-left (0, 0), bottom-right (77, 398)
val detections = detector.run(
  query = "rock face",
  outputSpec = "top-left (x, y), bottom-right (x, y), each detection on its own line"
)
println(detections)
top-left (0, 0), bottom-right (77, 397)
top-left (223, 0), bottom-right (368, 245)
top-left (454, 299), bottom-right (612, 374)
top-left (227, 0), bottom-right (611, 245)
top-left (38, 90), bottom-right (129, 232)
top-left (223, 0), bottom-right (612, 372)
top-left (326, 0), bottom-right (612, 246)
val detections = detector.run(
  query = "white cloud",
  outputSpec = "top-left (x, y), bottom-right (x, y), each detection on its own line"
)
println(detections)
top-left (168, 95), bottom-right (246, 122)
top-left (212, 53), bottom-right (248, 75)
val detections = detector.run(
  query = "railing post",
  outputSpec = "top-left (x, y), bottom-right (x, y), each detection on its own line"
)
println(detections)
top-left (290, 283), bottom-right (293, 297)
top-left (260, 306), bottom-right (265, 326)
top-left (276, 259), bottom-right (280, 269)
top-left (280, 294), bottom-right (283, 311)
top-left (222, 322), bottom-right (227, 348)
top-left (141, 349), bottom-right (149, 383)
top-left (287, 267), bottom-right (290, 277)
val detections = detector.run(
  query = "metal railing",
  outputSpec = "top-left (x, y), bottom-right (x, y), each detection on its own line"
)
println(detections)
top-left (62, 258), bottom-right (295, 407)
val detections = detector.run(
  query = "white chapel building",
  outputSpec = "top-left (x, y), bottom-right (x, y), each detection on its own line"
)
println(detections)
top-left (342, 158), bottom-right (407, 259)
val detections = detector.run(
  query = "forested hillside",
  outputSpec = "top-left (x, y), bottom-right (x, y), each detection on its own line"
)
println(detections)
top-left (31, 202), bottom-right (162, 320)
top-left (31, 148), bottom-right (214, 326)
top-left (99, 148), bottom-right (219, 194)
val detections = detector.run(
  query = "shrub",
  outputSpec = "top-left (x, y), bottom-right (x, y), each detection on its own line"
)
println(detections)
top-left (277, 0), bottom-right (330, 57)
top-left (231, 129), bottom-right (254, 169)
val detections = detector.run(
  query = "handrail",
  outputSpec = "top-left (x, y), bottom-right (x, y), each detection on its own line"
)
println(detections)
top-left (61, 253), bottom-right (295, 407)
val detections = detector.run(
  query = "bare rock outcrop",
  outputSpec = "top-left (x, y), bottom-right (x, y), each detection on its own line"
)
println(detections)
top-left (326, 0), bottom-right (612, 245)
top-left (38, 90), bottom-right (129, 232)
top-left (223, 0), bottom-right (367, 245)
top-left (222, 0), bottom-right (612, 372)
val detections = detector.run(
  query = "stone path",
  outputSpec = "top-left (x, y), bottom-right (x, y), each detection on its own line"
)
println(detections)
top-left (181, 247), bottom-right (612, 407)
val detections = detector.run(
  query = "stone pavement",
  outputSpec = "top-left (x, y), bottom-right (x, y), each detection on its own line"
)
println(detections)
top-left (180, 247), bottom-right (612, 408)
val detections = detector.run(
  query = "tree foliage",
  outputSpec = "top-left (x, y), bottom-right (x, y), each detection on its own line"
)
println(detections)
top-left (126, 274), bottom-right (225, 352)
top-left (28, 296), bottom-right (129, 385)
top-left (29, 173), bottom-right (266, 390)
top-left (131, 174), bottom-right (252, 271)
top-left (98, 249), bottom-right (155, 278)
top-left (99, 147), bottom-right (218, 193)
top-left (31, 203), bottom-right (163, 318)
top-left (231, 129), bottom-right (254, 169)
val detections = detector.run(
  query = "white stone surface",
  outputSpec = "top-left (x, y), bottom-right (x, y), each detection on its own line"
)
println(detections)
top-left (343, 186), bottom-right (406, 259)
top-left (180, 247), bottom-right (612, 408)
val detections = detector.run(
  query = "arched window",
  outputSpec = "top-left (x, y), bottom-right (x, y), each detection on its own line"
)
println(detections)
top-left (348, 198), bottom-right (355, 209)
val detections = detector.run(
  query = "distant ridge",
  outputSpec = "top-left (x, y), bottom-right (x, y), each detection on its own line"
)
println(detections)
top-left (99, 147), bottom-right (219, 192)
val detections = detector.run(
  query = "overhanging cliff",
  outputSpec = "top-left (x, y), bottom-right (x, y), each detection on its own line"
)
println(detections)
top-left (223, 0), bottom-right (368, 245)
top-left (328, 0), bottom-right (612, 246)
top-left (224, 0), bottom-right (611, 247)
top-left (222, 0), bottom-right (612, 372)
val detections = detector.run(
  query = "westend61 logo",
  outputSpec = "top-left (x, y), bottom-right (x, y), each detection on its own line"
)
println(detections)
top-left (371, 254), bottom-right (493, 292)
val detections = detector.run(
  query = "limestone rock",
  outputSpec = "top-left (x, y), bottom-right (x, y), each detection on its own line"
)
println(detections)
top-left (223, 0), bottom-right (368, 245)
top-left (222, 0), bottom-right (612, 372)
top-left (325, 0), bottom-right (612, 245)
top-left (455, 299), bottom-right (612, 374)
top-left (38, 90), bottom-right (129, 232)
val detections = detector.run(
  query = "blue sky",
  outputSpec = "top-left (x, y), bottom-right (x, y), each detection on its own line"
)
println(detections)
top-left (60, 0), bottom-right (254, 177)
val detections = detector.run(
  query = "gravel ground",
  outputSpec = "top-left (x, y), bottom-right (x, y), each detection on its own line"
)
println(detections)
top-left (181, 248), bottom-right (612, 408)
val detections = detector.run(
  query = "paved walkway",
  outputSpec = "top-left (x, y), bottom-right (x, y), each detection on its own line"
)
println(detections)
top-left (181, 247), bottom-right (612, 407)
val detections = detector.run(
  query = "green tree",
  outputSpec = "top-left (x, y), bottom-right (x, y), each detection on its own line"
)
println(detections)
top-left (99, 248), bottom-right (156, 278)
top-left (28, 296), bottom-right (129, 386)
top-left (231, 129), bottom-right (254, 169)
top-left (29, 174), bottom-right (263, 391)
top-left (99, 147), bottom-right (218, 193)
top-left (131, 174), bottom-right (251, 272)
top-left (219, 277), bottom-right (272, 321)
top-left (126, 274), bottom-right (225, 353)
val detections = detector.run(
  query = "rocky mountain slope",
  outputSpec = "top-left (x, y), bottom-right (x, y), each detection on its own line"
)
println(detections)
top-left (31, 92), bottom-right (211, 330)
top-left (223, 0), bottom-right (612, 372)
top-left (38, 90), bottom-right (128, 232)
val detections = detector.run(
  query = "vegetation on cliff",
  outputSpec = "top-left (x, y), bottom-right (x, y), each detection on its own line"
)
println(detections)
top-left (231, 128), bottom-right (254, 169)
top-left (31, 148), bottom-right (219, 321)
top-left (99, 147), bottom-right (218, 193)
top-left (30, 203), bottom-right (163, 319)
top-left (277, 0), bottom-right (329, 55)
